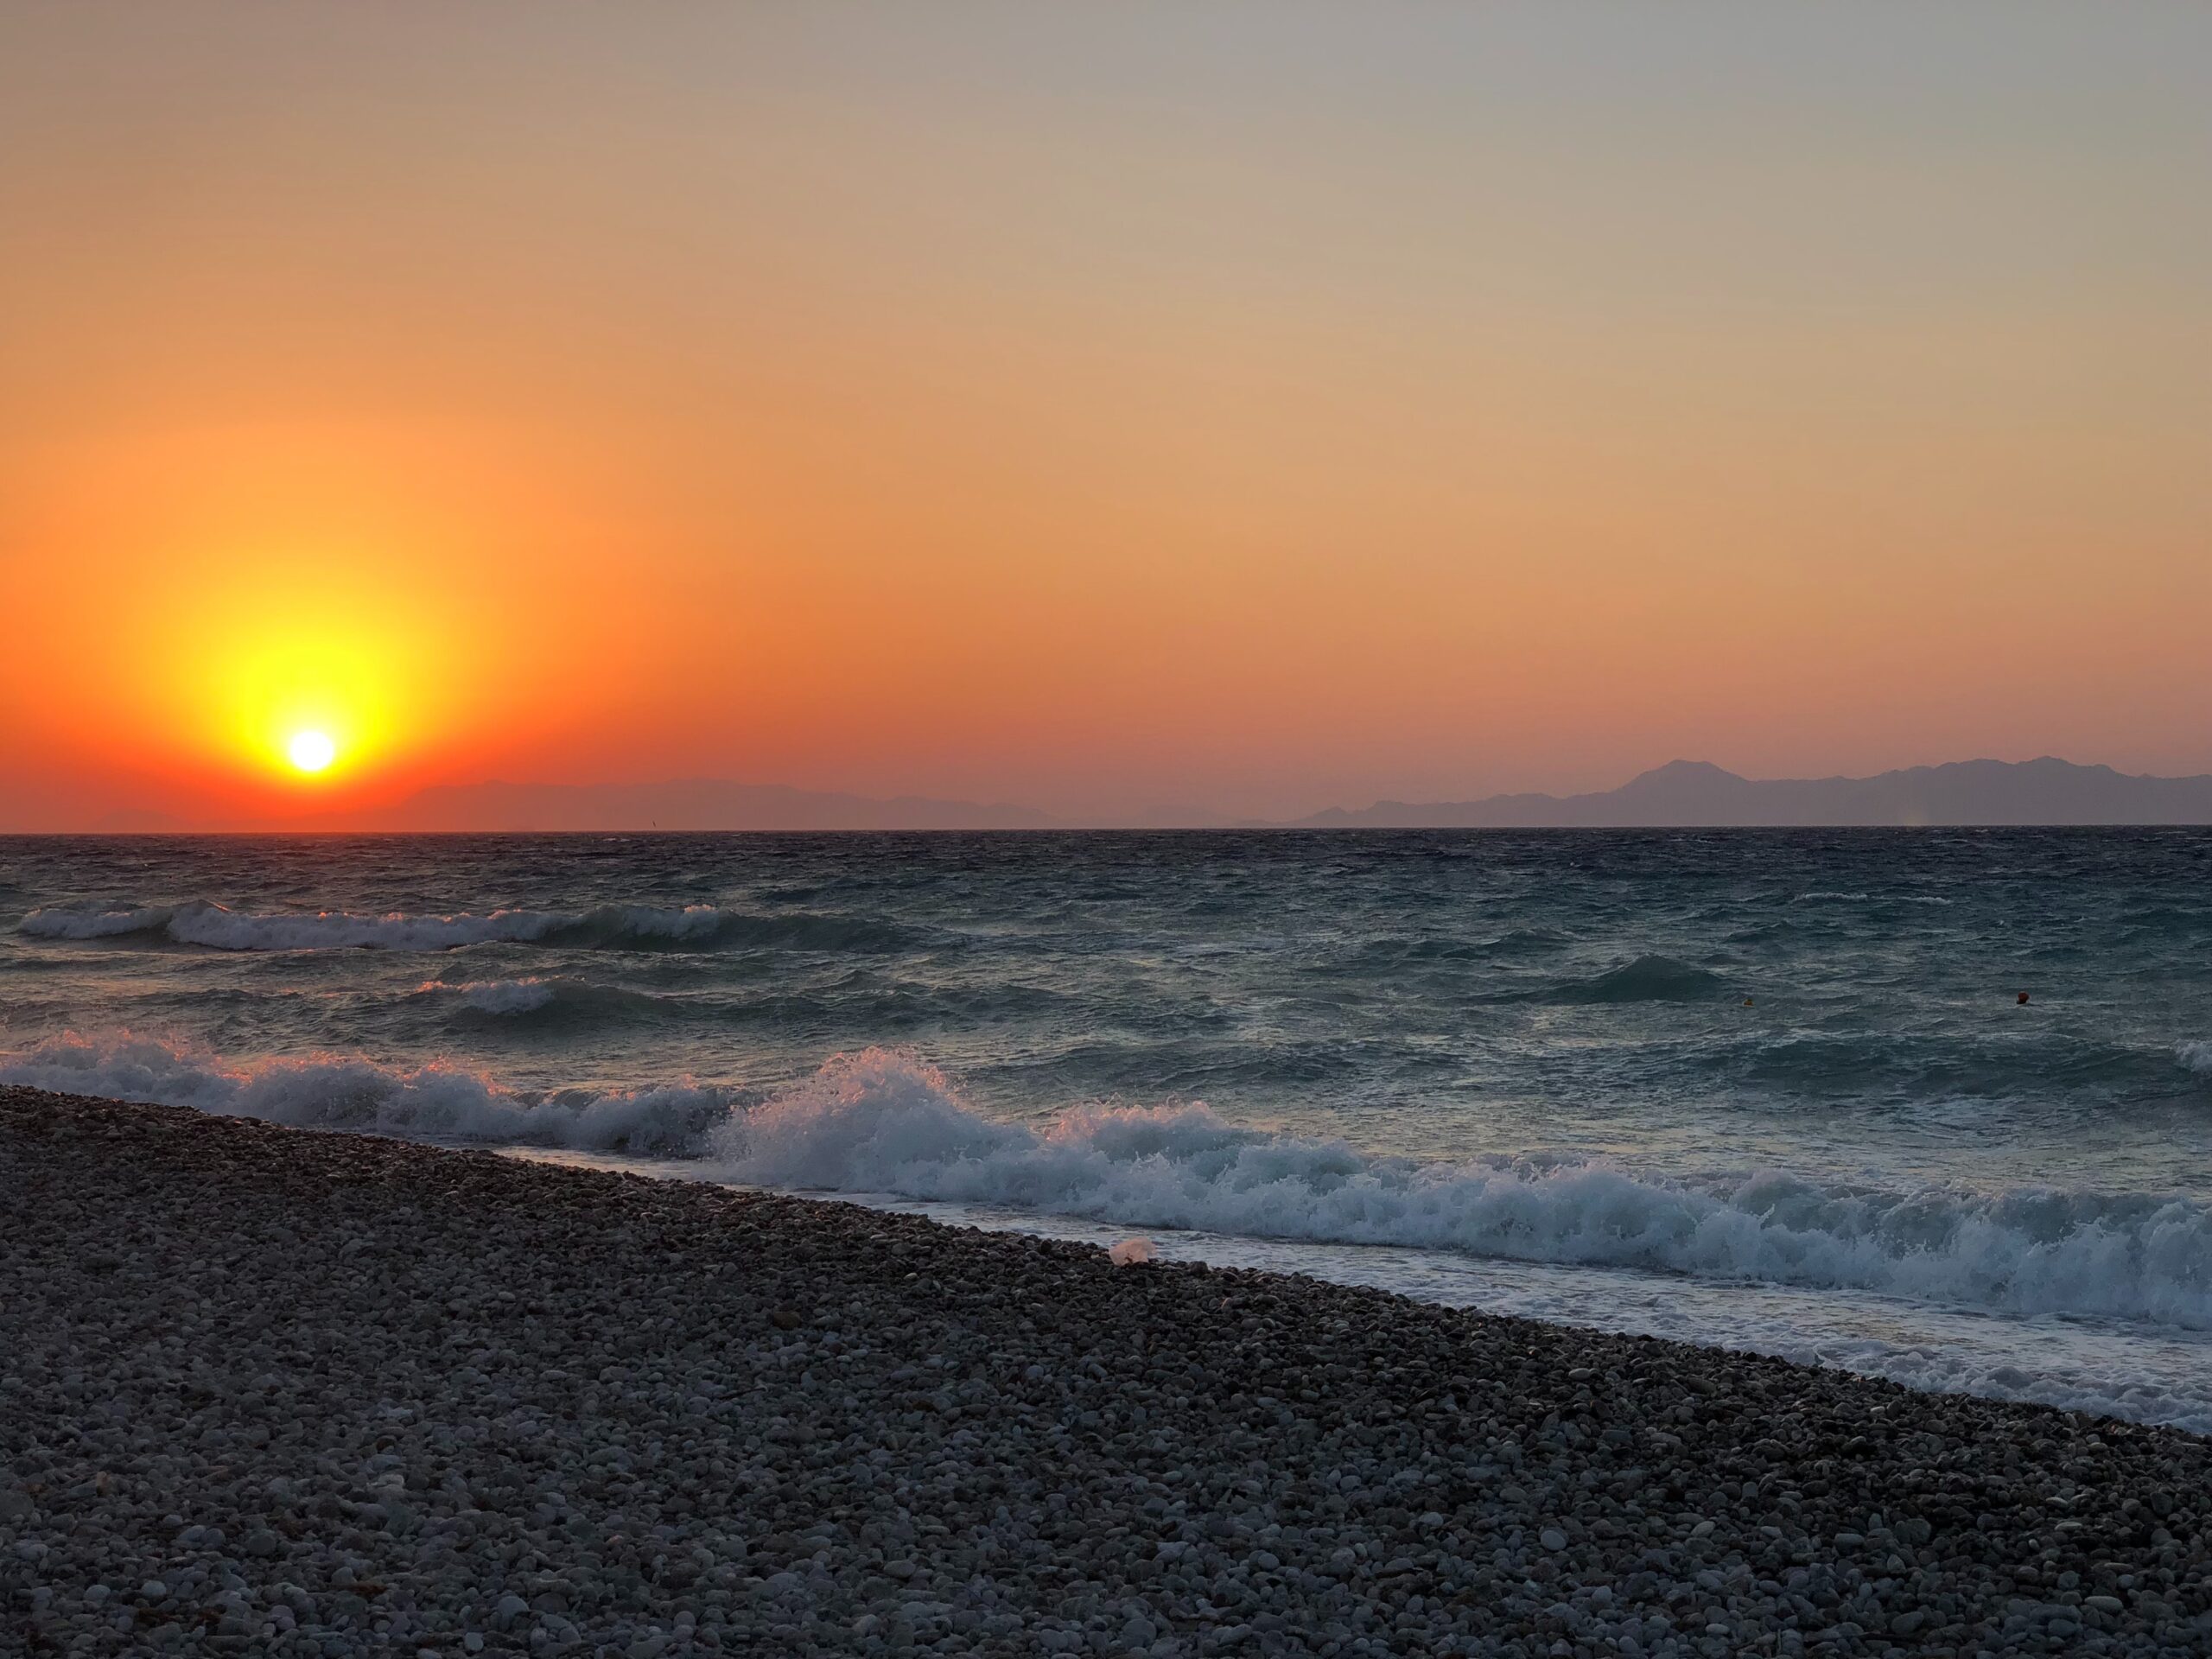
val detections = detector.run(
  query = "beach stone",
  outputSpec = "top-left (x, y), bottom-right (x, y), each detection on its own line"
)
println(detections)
top-left (3, 1085), bottom-right (2209, 1659)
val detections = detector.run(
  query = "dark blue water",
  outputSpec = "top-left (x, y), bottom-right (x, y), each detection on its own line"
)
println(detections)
top-left (5, 830), bottom-right (2210, 1428)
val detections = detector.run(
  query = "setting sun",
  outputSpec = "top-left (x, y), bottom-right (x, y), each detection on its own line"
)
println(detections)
top-left (288, 730), bottom-right (337, 774)
top-left (6, 9), bottom-right (2212, 1648)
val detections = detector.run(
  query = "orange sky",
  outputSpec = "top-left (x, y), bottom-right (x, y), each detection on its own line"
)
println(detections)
top-left (3, 3), bottom-right (2209, 828)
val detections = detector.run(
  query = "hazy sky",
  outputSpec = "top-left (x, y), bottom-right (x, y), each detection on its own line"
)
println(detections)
top-left (3, 3), bottom-right (2208, 826)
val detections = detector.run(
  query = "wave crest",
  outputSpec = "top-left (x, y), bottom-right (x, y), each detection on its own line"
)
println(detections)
top-left (14, 900), bottom-right (901, 954)
top-left (467, 978), bottom-right (557, 1015)
top-left (7, 1036), bottom-right (2208, 1332)
top-left (18, 906), bottom-right (176, 940)
top-left (410, 977), bottom-right (663, 1021)
top-left (0, 1032), bottom-right (736, 1155)
top-left (713, 1051), bottom-right (2212, 1331)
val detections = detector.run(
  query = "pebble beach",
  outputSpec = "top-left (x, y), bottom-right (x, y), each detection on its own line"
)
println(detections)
top-left (3, 1085), bottom-right (2209, 1658)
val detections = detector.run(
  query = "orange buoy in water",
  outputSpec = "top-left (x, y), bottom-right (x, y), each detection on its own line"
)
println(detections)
top-left (1743, 997), bottom-right (1754, 1007)
top-left (2018, 991), bottom-right (2031, 1005)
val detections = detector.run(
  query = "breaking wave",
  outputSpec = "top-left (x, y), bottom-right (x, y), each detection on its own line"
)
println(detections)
top-left (439, 977), bottom-right (560, 1015)
top-left (0, 1032), bottom-right (735, 1155)
top-left (9, 1037), bottom-right (2209, 1332)
top-left (17, 905), bottom-right (179, 939)
top-left (710, 1052), bottom-right (2212, 1331)
top-left (16, 901), bottom-right (913, 954)
top-left (411, 977), bottom-right (661, 1021)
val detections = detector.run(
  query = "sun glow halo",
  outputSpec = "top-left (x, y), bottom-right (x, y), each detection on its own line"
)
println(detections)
top-left (288, 729), bottom-right (338, 774)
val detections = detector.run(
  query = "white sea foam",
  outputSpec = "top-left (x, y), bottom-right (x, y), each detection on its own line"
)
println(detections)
top-left (814, 1199), bottom-right (2212, 1437)
top-left (416, 978), bottom-right (562, 1014)
top-left (2179, 1039), bottom-right (2212, 1079)
top-left (710, 1049), bottom-right (2212, 1332)
top-left (0, 1032), bottom-right (734, 1155)
top-left (16, 905), bottom-right (177, 939)
top-left (8, 1035), bottom-right (2209, 1335)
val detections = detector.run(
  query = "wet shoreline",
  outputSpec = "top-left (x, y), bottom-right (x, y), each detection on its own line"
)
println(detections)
top-left (3, 1086), bottom-right (2209, 1656)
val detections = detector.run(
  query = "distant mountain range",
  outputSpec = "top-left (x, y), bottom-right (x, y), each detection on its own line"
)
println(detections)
top-left (353, 779), bottom-right (1057, 832)
top-left (17, 757), bottom-right (2212, 834)
top-left (368, 758), bottom-right (2212, 830)
top-left (1285, 758), bottom-right (2212, 828)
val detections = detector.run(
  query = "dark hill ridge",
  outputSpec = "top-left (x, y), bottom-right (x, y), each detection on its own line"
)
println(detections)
top-left (20, 757), bottom-right (2212, 833)
top-left (1290, 758), bottom-right (2212, 828)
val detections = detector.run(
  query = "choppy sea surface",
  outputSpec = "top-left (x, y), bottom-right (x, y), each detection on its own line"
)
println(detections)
top-left (4, 830), bottom-right (2209, 1432)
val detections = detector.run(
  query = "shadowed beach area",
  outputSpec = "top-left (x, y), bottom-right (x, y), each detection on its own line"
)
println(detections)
top-left (3, 1085), bottom-right (2209, 1658)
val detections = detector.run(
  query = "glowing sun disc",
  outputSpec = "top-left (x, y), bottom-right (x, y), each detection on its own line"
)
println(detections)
top-left (288, 729), bottom-right (337, 773)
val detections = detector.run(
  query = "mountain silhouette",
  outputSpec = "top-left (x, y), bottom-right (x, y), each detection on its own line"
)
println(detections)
top-left (1287, 758), bottom-right (2212, 828)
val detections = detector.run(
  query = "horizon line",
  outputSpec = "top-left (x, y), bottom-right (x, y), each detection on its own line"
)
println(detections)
top-left (16, 752), bottom-right (2212, 835)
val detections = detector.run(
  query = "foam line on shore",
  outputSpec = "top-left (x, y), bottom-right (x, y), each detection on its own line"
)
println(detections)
top-left (0, 1032), bottom-right (734, 1157)
top-left (7, 1032), bottom-right (2209, 1338)
top-left (712, 1050), bottom-right (2212, 1332)
top-left (10, 1084), bottom-right (2210, 1656)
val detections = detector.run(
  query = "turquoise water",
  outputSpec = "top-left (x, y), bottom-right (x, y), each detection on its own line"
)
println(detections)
top-left (5, 830), bottom-right (2209, 1427)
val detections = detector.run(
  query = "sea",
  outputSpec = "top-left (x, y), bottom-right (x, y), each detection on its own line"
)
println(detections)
top-left (4, 830), bottom-right (2209, 1433)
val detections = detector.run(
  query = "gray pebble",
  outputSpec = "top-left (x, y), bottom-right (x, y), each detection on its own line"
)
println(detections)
top-left (3, 1085), bottom-right (2209, 1658)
